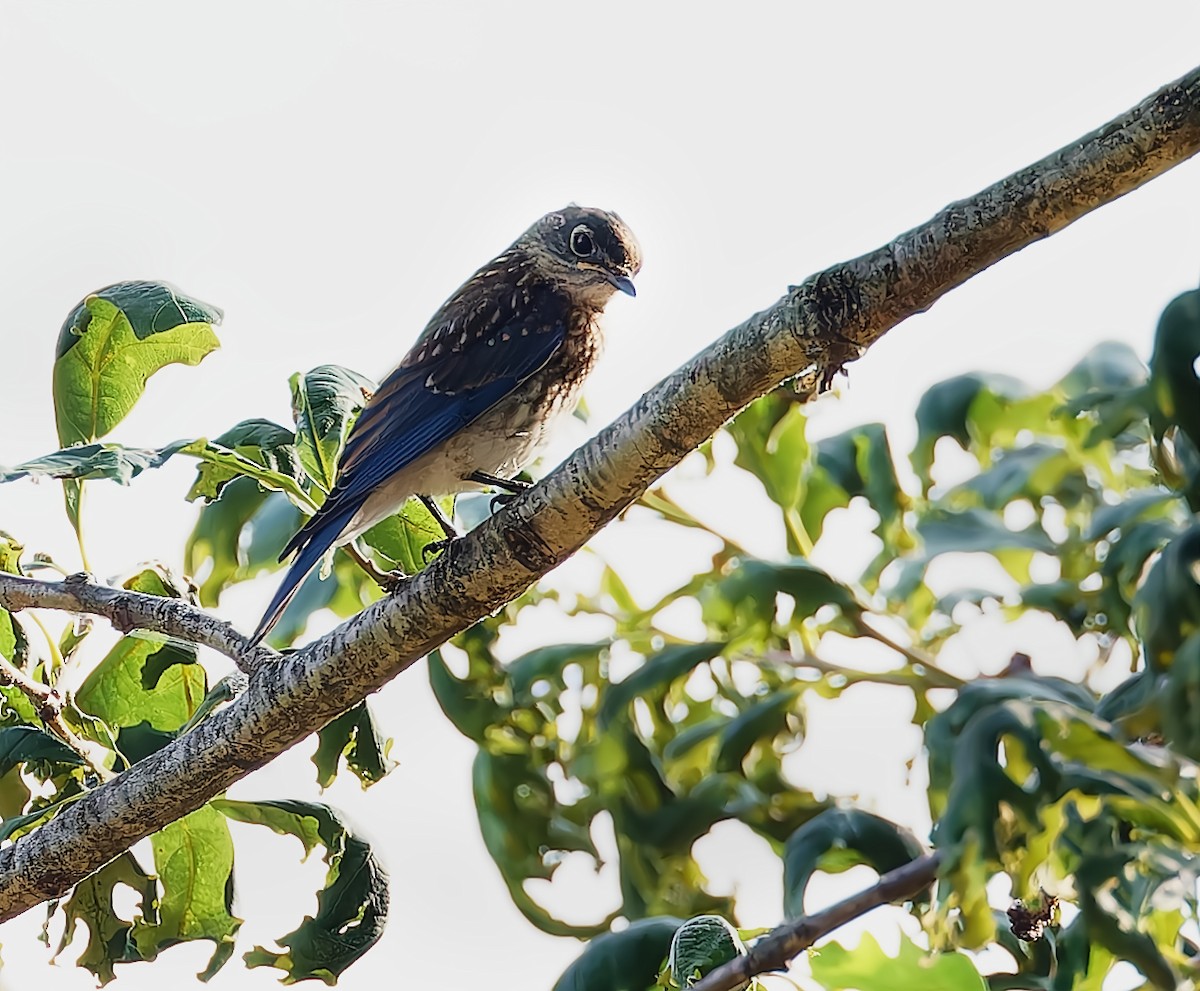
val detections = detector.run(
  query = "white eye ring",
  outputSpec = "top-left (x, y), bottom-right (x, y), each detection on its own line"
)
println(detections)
top-left (569, 226), bottom-right (596, 258)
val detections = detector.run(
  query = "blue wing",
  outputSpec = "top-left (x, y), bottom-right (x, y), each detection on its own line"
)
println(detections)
top-left (249, 273), bottom-right (568, 645)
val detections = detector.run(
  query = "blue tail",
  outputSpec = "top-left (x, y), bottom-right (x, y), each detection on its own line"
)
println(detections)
top-left (249, 504), bottom-right (358, 646)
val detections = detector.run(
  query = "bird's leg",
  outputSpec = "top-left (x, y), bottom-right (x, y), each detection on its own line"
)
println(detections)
top-left (467, 470), bottom-right (534, 512)
top-left (420, 495), bottom-right (458, 562)
top-left (345, 542), bottom-right (409, 592)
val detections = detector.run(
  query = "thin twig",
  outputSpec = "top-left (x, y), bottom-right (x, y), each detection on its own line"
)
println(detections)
top-left (0, 653), bottom-right (113, 780)
top-left (850, 613), bottom-right (966, 688)
top-left (764, 649), bottom-right (962, 691)
top-left (0, 572), bottom-right (267, 674)
top-left (689, 852), bottom-right (943, 991)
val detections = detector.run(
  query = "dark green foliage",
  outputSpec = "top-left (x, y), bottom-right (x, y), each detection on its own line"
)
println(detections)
top-left (551, 917), bottom-right (682, 991)
top-left (217, 799), bottom-right (390, 984)
top-left (5, 280), bottom-right (1200, 989)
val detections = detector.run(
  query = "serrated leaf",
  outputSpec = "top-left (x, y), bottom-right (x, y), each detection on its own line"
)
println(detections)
top-left (129, 805), bottom-right (240, 980)
top-left (809, 932), bottom-right (986, 991)
top-left (311, 701), bottom-right (396, 789)
top-left (0, 440), bottom-right (192, 484)
top-left (53, 282), bottom-right (221, 447)
top-left (217, 799), bottom-right (389, 984)
top-left (52, 852), bottom-right (156, 985)
top-left (290, 365), bottom-right (375, 492)
top-left (186, 419), bottom-right (303, 503)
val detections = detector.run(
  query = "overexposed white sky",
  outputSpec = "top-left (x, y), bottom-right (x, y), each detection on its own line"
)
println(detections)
top-left (1, 2), bottom-right (1199, 989)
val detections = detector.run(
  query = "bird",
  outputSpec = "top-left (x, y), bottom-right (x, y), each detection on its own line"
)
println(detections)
top-left (250, 206), bottom-right (642, 645)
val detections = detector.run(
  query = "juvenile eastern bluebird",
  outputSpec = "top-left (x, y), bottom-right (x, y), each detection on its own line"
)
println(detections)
top-left (250, 206), bottom-right (642, 644)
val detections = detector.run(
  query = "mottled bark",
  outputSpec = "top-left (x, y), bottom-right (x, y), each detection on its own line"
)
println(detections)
top-left (0, 67), bottom-right (1197, 922)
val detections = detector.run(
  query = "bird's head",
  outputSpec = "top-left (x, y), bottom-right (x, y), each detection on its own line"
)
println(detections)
top-left (523, 206), bottom-right (642, 305)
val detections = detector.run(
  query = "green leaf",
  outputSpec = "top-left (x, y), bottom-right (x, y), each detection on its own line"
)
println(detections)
top-left (1057, 340), bottom-right (1147, 397)
top-left (216, 799), bottom-right (389, 984)
top-left (667, 915), bottom-right (748, 988)
top-left (311, 701), bottom-right (396, 789)
top-left (508, 642), bottom-right (606, 705)
top-left (75, 568), bottom-right (207, 762)
top-left (1132, 526), bottom-right (1200, 671)
top-left (951, 443), bottom-right (1075, 510)
top-left (714, 689), bottom-right (801, 773)
top-left (814, 422), bottom-right (905, 532)
top-left (53, 282), bottom-right (222, 447)
top-left (52, 852), bottom-right (156, 985)
top-left (473, 749), bottom-right (609, 937)
top-left (185, 476), bottom-right (272, 606)
top-left (918, 507), bottom-right (1054, 557)
top-left (551, 917), bottom-right (683, 991)
top-left (729, 393), bottom-right (811, 512)
top-left (911, 373), bottom-right (1028, 487)
top-left (782, 808), bottom-right (925, 918)
top-left (599, 643), bottom-right (725, 729)
top-left (186, 419), bottom-right (303, 504)
top-left (129, 805), bottom-right (240, 980)
top-left (361, 496), bottom-right (454, 575)
top-left (809, 932), bottom-right (986, 991)
top-left (702, 560), bottom-right (861, 640)
top-left (0, 726), bottom-right (88, 774)
top-left (0, 440), bottom-right (191, 484)
top-left (427, 648), bottom-right (503, 743)
top-left (1149, 288), bottom-right (1200, 451)
top-left (290, 365), bottom-right (375, 492)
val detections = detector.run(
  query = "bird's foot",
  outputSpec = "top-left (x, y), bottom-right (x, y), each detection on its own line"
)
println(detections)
top-left (467, 471), bottom-right (533, 513)
top-left (421, 537), bottom-right (455, 563)
top-left (376, 569), bottom-right (411, 593)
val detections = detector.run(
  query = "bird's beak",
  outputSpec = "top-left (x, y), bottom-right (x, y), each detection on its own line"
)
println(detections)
top-left (608, 273), bottom-right (637, 297)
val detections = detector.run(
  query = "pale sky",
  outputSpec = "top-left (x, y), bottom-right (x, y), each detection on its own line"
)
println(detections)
top-left (1, 2), bottom-right (1199, 989)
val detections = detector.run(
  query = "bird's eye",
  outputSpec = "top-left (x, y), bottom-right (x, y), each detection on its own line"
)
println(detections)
top-left (569, 226), bottom-right (595, 258)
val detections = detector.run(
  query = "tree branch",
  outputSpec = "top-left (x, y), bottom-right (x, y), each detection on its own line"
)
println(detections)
top-left (0, 572), bottom-right (268, 675)
top-left (689, 852), bottom-right (943, 991)
top-left (0, 67), bottom-right (1197, 921)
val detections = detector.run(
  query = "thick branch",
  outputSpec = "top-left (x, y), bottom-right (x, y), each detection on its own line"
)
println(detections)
top-left (1, 68), bottom-right (1198, 920)
top-left (690, 852), bottom-right (942, 991)
top-left (0, 572), bottom-right (266, 674)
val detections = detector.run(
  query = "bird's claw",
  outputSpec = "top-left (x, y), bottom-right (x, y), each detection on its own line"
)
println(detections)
top-left (376, 570), bottom-right (411, 593)
top-left (422, 537), bottom-right (454, 563)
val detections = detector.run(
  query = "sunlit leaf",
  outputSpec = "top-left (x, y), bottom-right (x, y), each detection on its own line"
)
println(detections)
top-left (52, 281), bottom-right (221, 447)
top-left (809, 932), bottom-right (986, 991)
top-left (290, 365), bottom-right (375, 492)
top-left (129, 805), bottom-right (240, 980)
